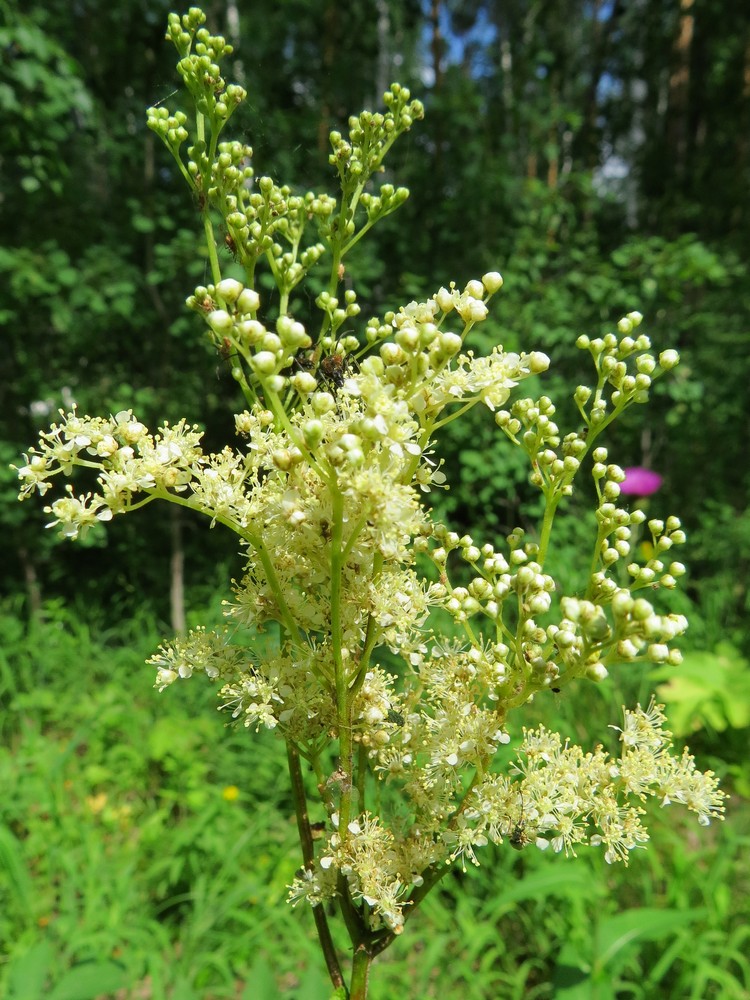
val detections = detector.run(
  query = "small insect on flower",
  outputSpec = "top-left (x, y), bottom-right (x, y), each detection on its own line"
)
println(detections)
top-left (508, 792), bottom-right (532, 851)
top-left (291, 350), bottom-right (316, 374)
top-left (224, 232), bottom-right (238, 258)
top-left (319, 353), bottom-right (348, 389)
top-left (509, 818), bottom-right (531, 850)
top-left (318, 352), bottom-right (359, 393)
top-left (218, 337), bottom-right (235, 360)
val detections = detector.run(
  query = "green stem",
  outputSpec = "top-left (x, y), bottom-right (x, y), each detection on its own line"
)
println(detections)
top-left (330, 483), bottom-right (355, 820)
top-left (287, 743), bottom-right (345, 993)
top-left (349, 945), bottom-right (373, 1000)
top-left (537, 491), bottom-right (561, 567)
top-left (202, 209), bottom-right (222, 285)
top-left (585, 520), bottom-right (609, 601)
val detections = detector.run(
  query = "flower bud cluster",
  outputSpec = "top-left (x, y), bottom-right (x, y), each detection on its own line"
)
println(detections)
top-left (165, 7), bottom-right (207, 54)
top-left (584, 446), bottom-right (687, 588)
top-left (219, 177), bottom-right (295, 261)
top-left (574, 312), bottom-right (680, 433)
top-left (207, 139), bottom-right (254, 205)
top-left (146, 106), bottom-right (189, 151)
top-left (360, 184), bottom-right (410, 224)
top-left (315, 290), bottom-right (361, 338)
top-left (188, 279), bottom-right (316, 389)
top-left (207, 164), bottom-right (333, 289)
top-left (168, 15), bottom-right (245, 125)
top-left (425, 506), bottom-right (689, 696)
top-left (329, 85), bottom-right (425, 185)
top-left (426, 527), bottom-right (563, 692)
top-left (354, 280), bottom-right (546, 420)
top-left (628, 515), bottom-right (687, 589)
top-left (496, 395), bottom-right (578, 495)
top-left (549, 590), bottom-right (687, 681)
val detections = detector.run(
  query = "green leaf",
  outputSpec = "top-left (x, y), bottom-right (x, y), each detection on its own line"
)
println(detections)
top-left (493, 864), bottom-right (602, 906)
top-left (131, 213), bottom-right (156, 234)
top-left (241, 956), bottom-right (277, 998)
top-left (651, 643), bottom-right (750, 734)
top-left (593, 906), bottom-right (706, 976)
top-left (6, 941), bottom-right (55, 1000)
top-left (47, 962), bottom-right (127, 1000)
top-left (0, 825), bottom-right (33, 918)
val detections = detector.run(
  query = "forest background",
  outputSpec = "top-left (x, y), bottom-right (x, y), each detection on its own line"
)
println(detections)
top-left (1, 1), bottom-right (749, 998)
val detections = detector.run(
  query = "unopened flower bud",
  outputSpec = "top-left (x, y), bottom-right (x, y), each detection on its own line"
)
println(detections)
top-left (437, 331), bottom-right (462, 356)
top-left (313, 392), bottom-right (336, 414)
top-left (632, 598), bottom-right (653, 620)
top-left (528, 351), bottom-right (550, 373)
top-left (237, 288), bottom-right (260, 314)
top-left (207, 309), bottom-right (233, 334)
top-left (216, 278), bottom-right (244, 304)
top-left (482, 271), bottom-right (503, 293)
top-left (249, 351), bottom-right (277, 375)
top-left (586, 663), bottom-right (609, 682)
top-left (458, 297), bottom-right (488, 323)
top-left (380, 342), bottom-right (405, 365)
top-left (617, 639), bottom-right (640, 659)
top-left (648, 643), bottom-right (669, 662)
top-left (395, 326), bottom-right (419, 351)
top-left (261, 333), bottom-right (282, 353)
top-left (291, 372), bottom-right (317, 395)
top-left (436, 287), bottom-right (455, 312)
top-left (302, 419), bottom-right (324, 447)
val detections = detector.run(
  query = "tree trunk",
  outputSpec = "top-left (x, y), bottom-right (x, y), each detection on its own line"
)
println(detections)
top-left (169, 507), bottom-right (186, 635)
top-left (666, 0), bottom-right (695, 178)
top-left (17, 546), bottom-right (42, 622)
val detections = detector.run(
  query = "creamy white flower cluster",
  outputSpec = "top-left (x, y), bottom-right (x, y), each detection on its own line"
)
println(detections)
top-left (16, 410), bottom-right (204, 538)
top-left (360, 277), bottom-right (549, 420)
top-left (289, 701), bottom-right (725, 930)
top-left (16, 270), bottom-right (724, 940)
top-left (17, 5), bottom-right (727, 973)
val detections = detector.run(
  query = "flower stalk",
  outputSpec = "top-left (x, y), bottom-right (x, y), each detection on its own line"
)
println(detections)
top-left (13, 10), bottom-right (725, 998)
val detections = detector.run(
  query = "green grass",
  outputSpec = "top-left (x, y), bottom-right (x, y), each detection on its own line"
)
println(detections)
top-left (1, 599), bottom-right (748, 999)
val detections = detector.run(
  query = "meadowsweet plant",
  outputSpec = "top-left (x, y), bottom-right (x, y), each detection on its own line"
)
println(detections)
top-left (15, 9), bottom-right (726, 998)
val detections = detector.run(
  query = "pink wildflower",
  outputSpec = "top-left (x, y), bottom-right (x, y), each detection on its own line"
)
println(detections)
top-left (620, 467), bottom-right (663, 496)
